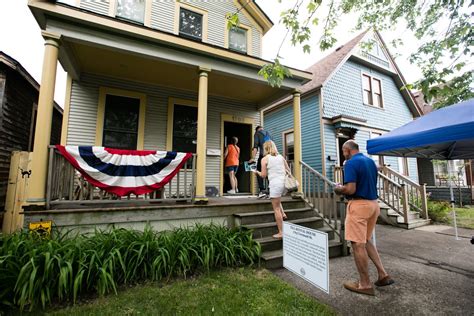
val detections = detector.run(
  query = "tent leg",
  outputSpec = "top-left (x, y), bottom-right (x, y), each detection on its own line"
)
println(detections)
top-left (449, 160), bottom-right (460, 241)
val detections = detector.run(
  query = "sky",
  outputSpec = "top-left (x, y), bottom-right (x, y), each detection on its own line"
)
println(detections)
top-left (0, 0), bottom-right (424, 108)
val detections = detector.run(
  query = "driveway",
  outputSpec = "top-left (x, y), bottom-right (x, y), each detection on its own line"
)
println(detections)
top-left (273, 224), bottom-right (474, 315)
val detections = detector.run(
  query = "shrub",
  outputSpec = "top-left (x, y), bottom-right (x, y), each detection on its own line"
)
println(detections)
top-left (0, 224), bottom-right (260, 311)
top-left (427, 200), bottom-right (451, 223)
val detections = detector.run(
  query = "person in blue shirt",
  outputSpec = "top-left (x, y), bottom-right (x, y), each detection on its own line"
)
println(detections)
top-left (249, 126), bottom-right (272, 198)
top-left (334, 140), bottom-right (394, 296)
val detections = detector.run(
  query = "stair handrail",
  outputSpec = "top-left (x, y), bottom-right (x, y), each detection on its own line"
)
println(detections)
top-left (377, 171), bottom-right (408, 223)
top-left (300, 161), bottom-right (345, 244)
top-left (381, 166), bottom-right (428, 219)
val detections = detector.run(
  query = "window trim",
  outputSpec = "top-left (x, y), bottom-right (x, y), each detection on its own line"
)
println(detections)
top-left (174, 2), bottom-right (208, 42)
top-left (96, 87), bottom-right (146, 149)
top-left (224, 23), bottom-right (252, 55)
top-left (166, 98), bottom-right (198, 151)
top-left (361, 72), bottom-right (384, 109)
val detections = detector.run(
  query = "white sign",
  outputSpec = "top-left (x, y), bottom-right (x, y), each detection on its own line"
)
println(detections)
top-left (206, 149), bottom-right (221, 156)
top-left (283, 222), bottom-right (329, 294)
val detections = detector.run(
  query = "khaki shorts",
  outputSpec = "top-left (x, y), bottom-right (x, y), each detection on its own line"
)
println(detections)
top-left (345, 199), bottom-right (380, 244)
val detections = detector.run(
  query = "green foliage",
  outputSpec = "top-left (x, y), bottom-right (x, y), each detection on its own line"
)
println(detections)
top-left (225, 13), bottom-right (240, 30)
top-left (427, 200), bottom-right (450, 223)
top-left (47, 268), bottom-right (335, 316)
top-left (0, 225), bottom-right (260, 311)
top-left (258, 58), bottom-right (292, 87)
top-left (251, 0), bottom-right (473, 104)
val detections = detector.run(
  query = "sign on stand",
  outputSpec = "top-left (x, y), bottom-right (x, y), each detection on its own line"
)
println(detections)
top-left (283, 222), bottom-right (329, 294)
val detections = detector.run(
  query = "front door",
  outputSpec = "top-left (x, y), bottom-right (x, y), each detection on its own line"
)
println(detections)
top-left (223, 121), bottom-right (252, 194)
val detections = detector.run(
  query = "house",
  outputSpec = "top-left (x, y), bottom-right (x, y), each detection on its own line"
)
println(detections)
top-left (263, 30), bottom-right (431, 228)
top-left (414, 91), bottom-right (473, 204)
top-left (0, 51), bottom-right (62, 230)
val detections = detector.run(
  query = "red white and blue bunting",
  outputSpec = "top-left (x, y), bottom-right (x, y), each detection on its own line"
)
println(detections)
top-left (56, 145), bottom-right (192, 196)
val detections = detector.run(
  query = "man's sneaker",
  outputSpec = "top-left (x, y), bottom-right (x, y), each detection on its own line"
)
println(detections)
top-left (227, 190), bottom-right (236, 194)
top-left (257, 192), bottom-right (266, 199)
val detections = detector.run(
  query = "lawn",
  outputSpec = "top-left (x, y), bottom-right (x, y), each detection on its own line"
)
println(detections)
top-left (451, 207), bottom-right (474, 229)
top-left (45, 268), bottom-right (334, 316)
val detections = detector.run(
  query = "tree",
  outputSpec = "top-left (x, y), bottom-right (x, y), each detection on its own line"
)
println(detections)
top-left (227, 0), bottom-right (473, 108)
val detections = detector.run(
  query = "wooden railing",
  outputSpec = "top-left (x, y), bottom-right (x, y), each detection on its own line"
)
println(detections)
top-left (333, 164), bottom-right (428, 224)
top-left (301, 161), bottom-right (346, 252)
top-left (380, 166), bottom-right (428, 219)
top-left (46, 146), bottom-right (196, 209)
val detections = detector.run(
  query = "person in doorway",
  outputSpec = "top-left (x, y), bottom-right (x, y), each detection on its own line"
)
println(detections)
top-left (334, 140), bottom-right (394, 296)
top-left (249, 126), bottom-right (272, 198)
top-left (224, 137), bottom-right (240, 194)
top-left (255, 141), bottom-right (290, 239)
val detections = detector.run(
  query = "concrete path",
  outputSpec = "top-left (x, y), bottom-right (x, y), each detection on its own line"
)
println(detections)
top-left (273, 224), bottom-right (474, 315)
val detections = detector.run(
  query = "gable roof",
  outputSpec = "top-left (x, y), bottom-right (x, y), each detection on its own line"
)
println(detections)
top-left (263, 30), bottom-right (421, 117)
top-left (240, 0), bottom-right (273, 34)
top-left (0, 51), bottom-right (63, 114)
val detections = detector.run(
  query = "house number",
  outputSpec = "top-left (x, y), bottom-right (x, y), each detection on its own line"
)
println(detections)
top-left (233, 116), bottom-right (244, 122)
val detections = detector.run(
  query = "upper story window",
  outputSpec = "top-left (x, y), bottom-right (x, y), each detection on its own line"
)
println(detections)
top-left (116, 0), bottom-right (145, 24)
top-left (56, 0), bottom-right (78, 6)
top-left (229, 27), bottom-right (247, 53)
top-left (179, 8), bottom-right (203, 40)
top-left (362, 74), bottom-right (383, 108)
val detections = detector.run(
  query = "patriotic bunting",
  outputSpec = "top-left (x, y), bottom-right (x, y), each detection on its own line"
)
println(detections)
top-left (56, 145), bottom-right (192, 196)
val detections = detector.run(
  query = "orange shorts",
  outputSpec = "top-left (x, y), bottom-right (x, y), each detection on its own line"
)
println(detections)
top-left (345, 199), bottom-right (380, 244)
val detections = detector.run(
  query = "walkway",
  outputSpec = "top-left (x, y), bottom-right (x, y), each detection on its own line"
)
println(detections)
top-left (274, 224), bottom-right (474, 315)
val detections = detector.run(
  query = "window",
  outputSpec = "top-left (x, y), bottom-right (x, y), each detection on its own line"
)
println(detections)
top-left (102, 95), bottom-right (140, 149)
top-left (116, 0), bottom-right (145, 24)
top-left (57, 0), bottom-right (78, 6)
top-left (362, 74), bottom-right (383, 108)
top-left (283, 131), bottom-right (294, 162)
top-left (179, 8), bottom-right (203, 40)
top-left (370, 132), bottom-right (384, 167)
top-left (172, 104), bottom-right (198, 153)
top-left (229, 27), bottom-right (247, 53)
top-left (398, 157), bottom-right (409, 176)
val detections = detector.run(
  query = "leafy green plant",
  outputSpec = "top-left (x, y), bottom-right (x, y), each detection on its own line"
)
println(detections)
top-left (427, 200), bottom-right (450, 223)
top-left (0, 224), bottom-right (260, 311)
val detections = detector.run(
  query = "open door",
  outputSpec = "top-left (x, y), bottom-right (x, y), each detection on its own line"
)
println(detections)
top-left (223, 121), bottom-right (252, 194)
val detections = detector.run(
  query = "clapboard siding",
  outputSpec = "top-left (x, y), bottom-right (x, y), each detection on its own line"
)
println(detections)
top-left (72, 0), bottom-right (262, 57)
top-left (263, 94), bottom-right (322, 174)
top-left (150, 0), bottom-right (174, 33)
top-left (80, 0), bottom-right (110, 15)
top-left (323, 124), bottom-right (337, 181)
top-left (66, 73), bottom-right (260, 191)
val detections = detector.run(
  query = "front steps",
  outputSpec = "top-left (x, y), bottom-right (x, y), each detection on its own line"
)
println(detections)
top-left (234, 201), bottom-right (347, 269)
top-left (378, 202), bottom-right (431, 229)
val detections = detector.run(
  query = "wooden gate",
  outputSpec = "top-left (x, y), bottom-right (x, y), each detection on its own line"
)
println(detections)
top-left (2, 151), bottom-right (30, 234)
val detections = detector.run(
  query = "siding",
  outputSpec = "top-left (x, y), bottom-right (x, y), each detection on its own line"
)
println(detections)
top-left (74, 0), bottom-right (262, 57)
top-left (263, 94), bottom-right (322, 173)
top-left (67, 73), bottom-right (260, 191)
top-left (80, 0), bottom-right (110, 15)
top-left (323, 60), bottom-right (414, 131)
top-left (323, 124), bottom-right (337, 180)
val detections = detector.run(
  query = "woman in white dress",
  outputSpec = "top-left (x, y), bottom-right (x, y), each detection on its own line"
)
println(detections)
top-left (255, 140), bottom-right (291, 239)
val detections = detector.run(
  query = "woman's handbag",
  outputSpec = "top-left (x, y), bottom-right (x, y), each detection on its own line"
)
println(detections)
top-left (284, 171), bottom-right (299, 192)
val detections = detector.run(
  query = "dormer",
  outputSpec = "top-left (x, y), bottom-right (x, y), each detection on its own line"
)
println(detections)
top-left (54, 0), bottom-right (272, 58)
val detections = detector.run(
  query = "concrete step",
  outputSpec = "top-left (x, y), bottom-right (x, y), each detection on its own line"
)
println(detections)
top-left (261, 240), bottom-right (346, 269)
top-left (396, 218), bottom-right (431, 229)
top-left (234, 207), bottom-right (316, 226)
top-left (255, 226), bottom-right (335, 252)
top-left (247, 217), bottom-right (324, 239)
top-left (386, 209), bottom-right (421, 220)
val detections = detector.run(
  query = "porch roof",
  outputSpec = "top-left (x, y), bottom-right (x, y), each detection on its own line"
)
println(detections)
top-left (28, 1), bottom-right (312, 107)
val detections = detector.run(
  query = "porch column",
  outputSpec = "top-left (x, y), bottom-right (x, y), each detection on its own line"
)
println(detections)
top-left (27, 32), bottom-right (61, 205)
top-left (195, 67), bottom-right (211, 203)
top-left (292, 91), bottom-right (303, 193)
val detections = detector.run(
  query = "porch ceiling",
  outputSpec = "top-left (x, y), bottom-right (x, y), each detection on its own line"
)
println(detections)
top-left (71, 43), bottom-right (285, 105)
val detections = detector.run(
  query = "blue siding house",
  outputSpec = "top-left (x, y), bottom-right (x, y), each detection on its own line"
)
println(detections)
top-left (263, 30), bottom-right (422, 183)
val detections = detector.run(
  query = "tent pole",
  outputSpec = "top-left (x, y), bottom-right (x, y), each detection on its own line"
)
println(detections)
top-left (449, 160), bottom-right (460, 240)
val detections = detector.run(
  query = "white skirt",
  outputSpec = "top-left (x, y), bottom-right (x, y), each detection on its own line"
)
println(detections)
top-left (269, 177), bottom-right (286, 198)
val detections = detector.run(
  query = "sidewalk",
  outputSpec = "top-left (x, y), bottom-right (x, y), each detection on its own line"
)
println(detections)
top-left (273, 224), bottom-right (474, 315)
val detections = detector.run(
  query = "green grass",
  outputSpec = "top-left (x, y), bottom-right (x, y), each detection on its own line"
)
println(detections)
top-left (45, 268), bottom-right (334, 316)
top-left (451, 207), bottom-right (474, 229)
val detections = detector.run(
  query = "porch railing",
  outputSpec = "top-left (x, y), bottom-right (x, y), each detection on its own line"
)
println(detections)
top-left (333, 164), bottom-right (428, 224)
top-left (46, 146), bottom-right (196, 209)
top-left (301, 161), bottom-right (346, 252)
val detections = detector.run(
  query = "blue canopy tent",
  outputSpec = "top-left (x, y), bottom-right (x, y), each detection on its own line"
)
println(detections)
top-left (367, 98), bottom-right (474, 240)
